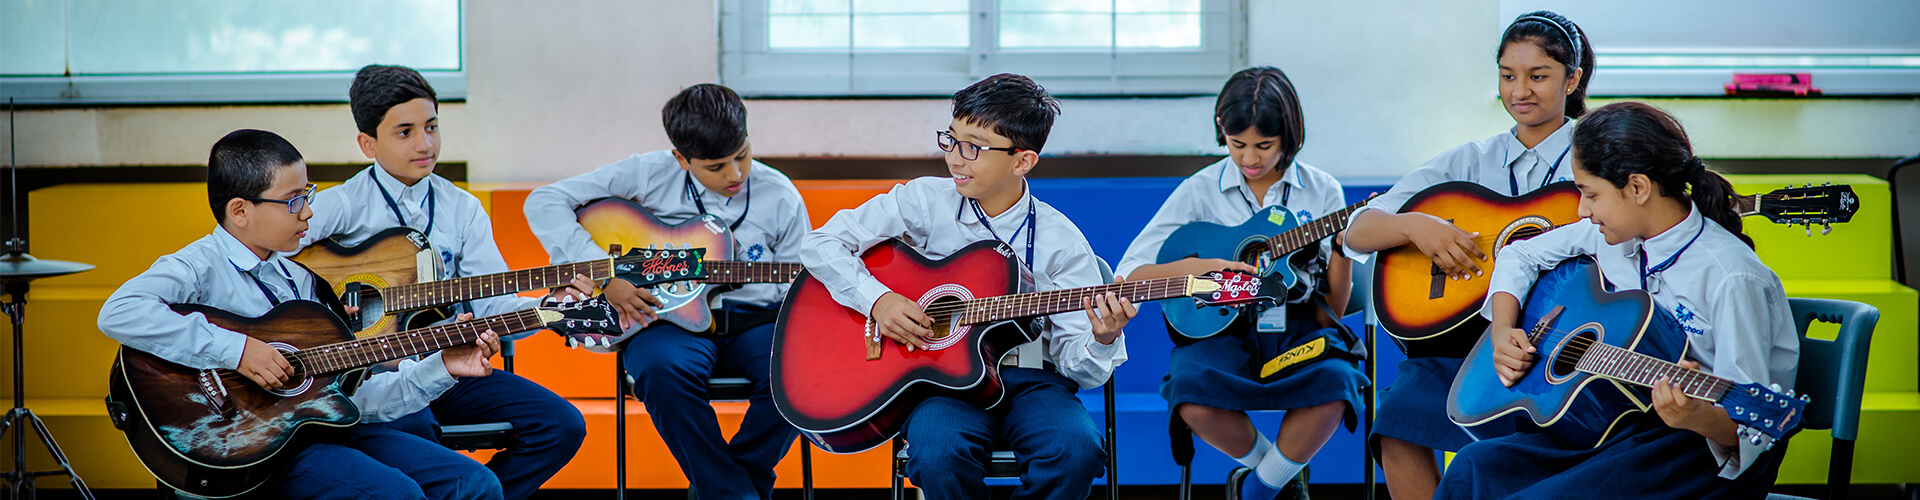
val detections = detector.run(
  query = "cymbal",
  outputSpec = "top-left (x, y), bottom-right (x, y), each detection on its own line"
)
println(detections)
top-left (0, 252), bottom-right (94, 280)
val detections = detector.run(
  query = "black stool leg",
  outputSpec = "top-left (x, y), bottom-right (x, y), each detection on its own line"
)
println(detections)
top-left (616, 357), bottom-right (627, 500)
top-left (801, 439), bottom-right (814, 500)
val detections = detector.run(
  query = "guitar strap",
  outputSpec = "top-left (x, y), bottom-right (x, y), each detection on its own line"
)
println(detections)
top-left (966, 193), bottom-right (1043, 370)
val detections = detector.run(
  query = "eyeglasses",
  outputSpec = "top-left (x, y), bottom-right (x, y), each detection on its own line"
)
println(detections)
top-left (936, 131), bottom-right (1027, 161)
top-left (245, 183), bottom-right (317, 214)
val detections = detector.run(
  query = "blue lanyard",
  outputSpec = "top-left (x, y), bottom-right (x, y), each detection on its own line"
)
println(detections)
top-left (685, 171), bottom-right (750, 232)
top-left (372, 170), bottom-right (436, 238)
top-left (1639, 219), bottom-right (1707, 290)
top-left (234, 260), bottom-right (295, 306)
top-left (1506, 143), bottom-right (1572, 196)
top-left (964, 196), bottom-right (1037, 272)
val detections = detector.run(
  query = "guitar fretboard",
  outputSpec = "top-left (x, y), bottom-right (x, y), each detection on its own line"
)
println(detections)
top-left (703, 261), bottom-right (804, 285)
top-left (1574, 342), bottom-right (1729, 401)
top-left (1258, 198), bottom-right (1371, 259)
top-left (950, 276), bottom-right (1200, 326)
top-left (384, 260), bottom-right (613, 311)
top-left (289, 310), bottom-right (549, 376)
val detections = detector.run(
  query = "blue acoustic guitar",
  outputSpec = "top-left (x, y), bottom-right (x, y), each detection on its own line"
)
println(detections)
top-left (1447, 257), bottom-right (1807, 450)
top-left (1155, 197), bottom-right (1372, 340)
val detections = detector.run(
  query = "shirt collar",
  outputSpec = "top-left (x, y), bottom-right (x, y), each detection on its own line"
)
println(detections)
top-left (370, 162), bottom-right (432, 204)
top-left (1503, 117), bottom-right (1578, 171)
top-left (1217, 159), bottom-right (1302, 202)
top-left (960, 179), bottom-right (1036, 226)
top-left (214, 225), bottom-right (270, 271)
top-left (1633, 202), bottom-right (1706, 262)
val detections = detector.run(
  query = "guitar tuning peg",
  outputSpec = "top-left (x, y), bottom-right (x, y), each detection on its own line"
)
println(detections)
top-left (1770, 383), bottom-right (1781, 391)
top-left (1748, 434), bottom-right (1763, 445)
top-left (1763, 418), bottom-right (1774, 427)
top-left (1822, 223), bottom-right (1832, 236)
top-left (566, 337), bottom-right (579, 349)
top-left (1805, 225), bottom-right (1813, 237)
top-left (1799, 394), bottom-right (1812, 402)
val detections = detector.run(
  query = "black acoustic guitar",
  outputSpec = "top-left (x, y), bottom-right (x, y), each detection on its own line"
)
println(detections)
top-left (104, 297), bottom-right (618, 498)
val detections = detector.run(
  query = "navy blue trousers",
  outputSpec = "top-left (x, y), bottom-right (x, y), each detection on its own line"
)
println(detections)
top-left (1437, 415), bottom-right (1785, 500)
top-left (901, 367), bottom-right (1107, 500)
top-left (623, 319), bottom-right (797, 500)
top-left (370, 370), bottom-right (587, 500)
top-left (268, 410), bottom-right (502, 500)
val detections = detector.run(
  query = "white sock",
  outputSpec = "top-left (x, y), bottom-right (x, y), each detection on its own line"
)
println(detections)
top-left (1233, 430), bottom-right (1274, 469)
top-left (1253, 448), bottom-right (1306, 488)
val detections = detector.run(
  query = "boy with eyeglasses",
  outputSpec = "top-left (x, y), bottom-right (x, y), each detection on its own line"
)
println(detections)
top-left (98, 129), bottom-right (506, 499)
top-left (796, 73), bottom-right (1135, 499)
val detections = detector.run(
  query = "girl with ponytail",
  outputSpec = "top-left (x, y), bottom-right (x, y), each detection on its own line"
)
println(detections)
top-left (1341, 11), bottom-right (1595, 499)
top-left (1448, 102), bottom-right (1800, 498)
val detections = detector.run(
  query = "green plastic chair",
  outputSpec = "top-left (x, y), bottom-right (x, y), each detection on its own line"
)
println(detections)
top-left (1771, 297), bottom-right (1880, 500)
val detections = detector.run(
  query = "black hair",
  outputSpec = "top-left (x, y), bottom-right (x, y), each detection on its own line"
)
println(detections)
top-left (1572, 102), bottom-right (1752, 249)
top-left (1498, 10), bottom-right (1595, 119)
top-left (208, 129), bottom-right (304, 224)
top-left (1214, 66), bottom-right (1305, 162)
top-left (951, 74), bottom-right (1061, 153)
top-left (350, 64), bottom-right (438, 137)
top-left (662, 84), bottom-right (750, 161)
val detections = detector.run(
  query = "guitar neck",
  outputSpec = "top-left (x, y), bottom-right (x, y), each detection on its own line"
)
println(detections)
top-left (290, 309), bottom-right (552, 376)
top-left (383, 260), bottom-right (613, 311)
top-left (1575, 342), bottom-right (1730, 402)
top-left (948, 275), bottom-right (1204, 326)
top-left (1263, 200), bottom-right (1367, 257)
top-left (702, 260), bottom-right (804, 284)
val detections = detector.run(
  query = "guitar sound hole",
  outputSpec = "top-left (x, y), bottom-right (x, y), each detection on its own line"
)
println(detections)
top-left (926, 295), bottom-right (961, 340)
top-left (341, 281), bottom-right (385, 331)
top-left (1238, 244), bottom-right (1273, 276)
top-left (1549, 330), bottom-right (1598, 379)
top-left (1510, 226), bottom-right (1545, 241)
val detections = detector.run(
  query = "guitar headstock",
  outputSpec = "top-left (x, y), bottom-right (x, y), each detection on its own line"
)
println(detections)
top-left (613, 247), bottom-right (710, 287)
top-left (1188, 271), bottom-right (1281, 307)
top-left (1737, 184), bottom-right (1857, 235)
top-left (539, 295), bottom-right (624, 348)
top-left (1719, 381), bottom-right (1809, 449)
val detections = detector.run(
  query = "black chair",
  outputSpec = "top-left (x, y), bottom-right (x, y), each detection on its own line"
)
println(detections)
top-left (614, 355), bottom-right (814, 500)
top-left (888, 258), bottom-right (1121, 500)
top-left (1175, 259), bottom-right (1376, 499)
top-left (1888, 154), bottom-right (1920, 288)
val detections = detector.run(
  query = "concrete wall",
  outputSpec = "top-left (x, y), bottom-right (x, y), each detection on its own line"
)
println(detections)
top-left (4, 0), bottom-right (1916, 182)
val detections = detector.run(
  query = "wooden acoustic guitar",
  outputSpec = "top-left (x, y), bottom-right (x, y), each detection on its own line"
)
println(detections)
top-left (104, 297), bottom-right (619, 498)
top-left (1447, 257), bottom-right (1806, 450)
top-left (1374, 182), bottom-right (1857, 358)
top-left (292, 226), bottom-right (784, 342)
top-left (1155, 196), bottom-right (1374, 340)
top-left (574, 197), bottom-right (804, 339)
top-left (770, 239), bottom-right (1265, 453)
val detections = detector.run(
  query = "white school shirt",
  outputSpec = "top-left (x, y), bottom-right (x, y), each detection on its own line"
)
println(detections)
top-left (1481, 206), bottom-right (1799, 479)
top-left (300, 165), bottom-right (539, 324)
top-left (1115, 158), bottom-right (1347, 301)
top-left (797, 177), bottom-right (1127, 390)
top-left (521, 150), bottom-right (811, 309)
top-left (98, 225), bottom-right (458, 423)
top-left (1341, 119), bottom-right (1578, 263)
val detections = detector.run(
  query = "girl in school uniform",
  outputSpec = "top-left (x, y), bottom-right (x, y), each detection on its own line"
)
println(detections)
top-left (1116, 66), bottom-right (1368, 500)
top-left (1438, 101), bottom-right (1799, 499)
top-left (1339, 11), bottom-right (1593, 499)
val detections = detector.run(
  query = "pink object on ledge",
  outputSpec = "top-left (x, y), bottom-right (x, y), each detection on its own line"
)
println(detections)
top-left (1725, 73), bottom-right (1822, 96)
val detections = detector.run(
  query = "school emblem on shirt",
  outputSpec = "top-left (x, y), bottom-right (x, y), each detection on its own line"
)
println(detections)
top-left (1675, 303), bottom-right (1705, 336)
top-left (745, 243), bottom-right (765, 262)
top-left (1296, 210), bottom-right (1314, 222)
top-left (439, 249), bottom-right (456, 279)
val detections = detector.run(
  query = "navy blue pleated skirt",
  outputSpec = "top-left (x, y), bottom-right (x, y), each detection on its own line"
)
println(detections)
top-left (1436, 414), bottom-right (1785, 500)
top-left (1371, 356), bottom-right (1474, 452)
top-left (1160, 309), bottom-right (1368, 431)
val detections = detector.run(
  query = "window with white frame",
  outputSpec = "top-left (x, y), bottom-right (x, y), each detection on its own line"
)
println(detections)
top-left (1503, 0), bottom-right (1920, 96)
top-left (1, 0), bottom-right (464, 104)
top-left (720, 0), bottom-right (1246, 97)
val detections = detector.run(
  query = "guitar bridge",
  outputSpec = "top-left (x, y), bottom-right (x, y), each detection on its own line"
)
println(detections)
top-left (864, 318), bottom-right (882, 361)
top-left (197, 369), bottom-right (232, 415)
top-left (1429, 262), bottom-right (1446, 299)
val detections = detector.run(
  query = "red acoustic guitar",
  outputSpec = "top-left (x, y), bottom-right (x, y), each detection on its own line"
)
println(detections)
top-left (771, 239), bottom-right (1265, 453)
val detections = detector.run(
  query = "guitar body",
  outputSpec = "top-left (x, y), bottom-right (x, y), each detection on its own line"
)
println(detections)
top-left (1447, 257), bottom-right (1688, 449)
top-left (1156, 206), bottom-right (1299, 339)
top-left (1375, 181), bottom-right (1579, 357)
top-left (107, 302), bottom-right (367, 498)
top-left (292, 227), bottom-right (448, 337)
top-left (771, 240), bottom-right (1037, 453)
top-left (577, 197), bottom-right (735, 333)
